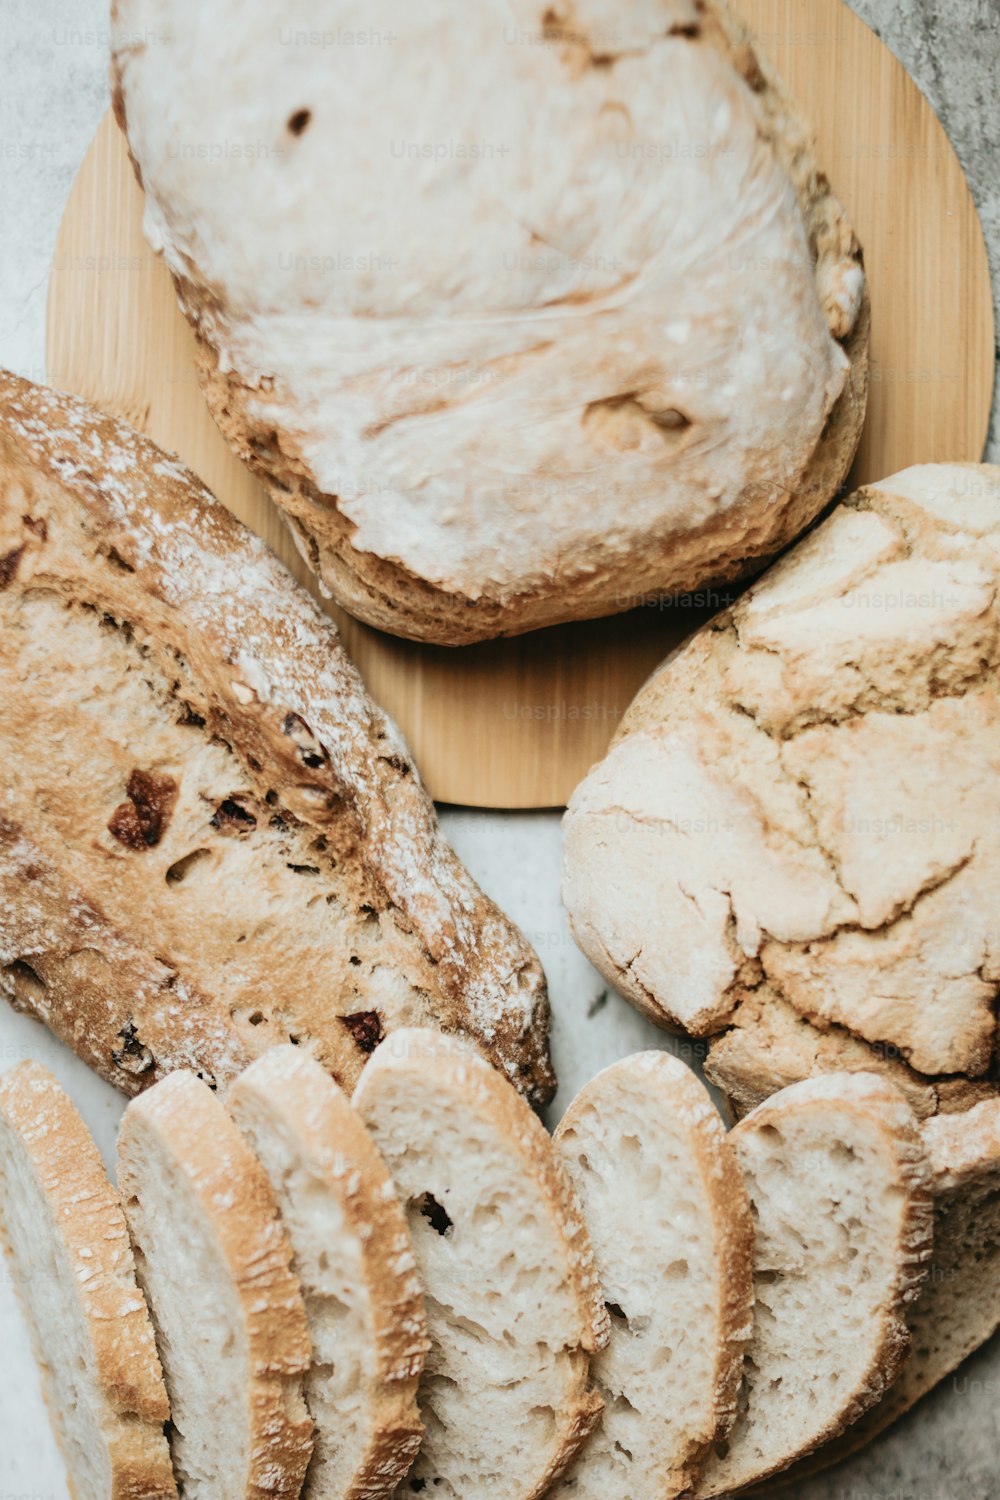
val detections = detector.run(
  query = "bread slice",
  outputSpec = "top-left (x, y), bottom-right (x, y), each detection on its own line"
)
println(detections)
top-left (117, 1070), bottom-right (314, 1499)
top-left (0, 371), bottom-right (552, 1106)
top-left (112, 0), bottom-right (866, 645)
top-left (227, 1045), bottom-right (428, 1498)
top-left (775, 1097), bottom-right (1000, 1487)
top-left (693, 1073), bottom-right (934, 1497)
top-left (352, 1028), bottom-right (608, 1499)
top-left (550, 1053), bottom-right (754, 1500)
top-left (0, 1060), bottom-right (175, 1500)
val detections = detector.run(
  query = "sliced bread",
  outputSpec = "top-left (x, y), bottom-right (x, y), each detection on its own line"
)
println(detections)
top-left (0, 1060), bottom-right (175, 1500)
top-left (551, 1052), bottom-right (754, 1500)
top-left (693, 1073), bottom-right (934, 1497)
top-left (227, 1045), bottom-right (428, 1499)
top-left (777, 1096), bottom-right (1000, 1485)
top-left (117, 1070), bottom-right (314, 1499)
top-left (0, 370), bottom-right (552, 1107)
top-left (352, 1028), bottom-right (608, 1499)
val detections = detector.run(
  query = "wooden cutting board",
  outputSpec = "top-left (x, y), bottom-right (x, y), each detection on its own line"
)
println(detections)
top-left (45, 0), bottom-right (994, 807)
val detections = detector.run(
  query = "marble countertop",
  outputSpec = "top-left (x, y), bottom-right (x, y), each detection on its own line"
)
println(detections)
top-left (1, 1), bottom-right (998, 1495)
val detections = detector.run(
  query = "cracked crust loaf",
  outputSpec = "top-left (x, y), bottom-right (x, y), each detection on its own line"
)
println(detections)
top-left (0, 1061), bottom-right (176, 1500)
top-left (693, 1073), bottom-right (933, 1497)
top-left (227, 1046), bottom-right (429, 1500)
top-left (551, 1052), bottom-right (754, 1500)
top-left (353, 1028), bottom-right (609, 1500)
top-left (0, 371), bottom-right (552, 1106)
top-left (110, 0), bottom-right (867, 644)
top-left (118, 1070), bottom-right (314, 1499)
top-left (774, 1097), bottom-right (1000, 1488)
top-left (564, 463), bottom-right (1000, 1112)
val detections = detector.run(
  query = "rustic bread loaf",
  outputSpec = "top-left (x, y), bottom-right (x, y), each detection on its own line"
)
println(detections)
top-left (353, 1028), bottom-right (608, 1499)
top-left (0, 1060), bottom-right (176, 1500)
top-left (551, 1052), bottom-right (754, 1500)
top-left (564, 463), bottom-right (1000, 1114)
top-left (778, 1097), bottom-right (1000, 1487)
top-left (693, 1073), bottom-right (933, 1497)
top-left (0, 371), bottom-right (552, 1106)
top-left (110, 0), bottom-right (867, 644)
top-left (227, 1046), bottom-right (428, 1500)
top-left (118, 1070), bottom-right (314, 1499)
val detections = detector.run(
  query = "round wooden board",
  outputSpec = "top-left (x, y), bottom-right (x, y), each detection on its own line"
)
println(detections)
top-left (46, 0), bottom-right (994, 808)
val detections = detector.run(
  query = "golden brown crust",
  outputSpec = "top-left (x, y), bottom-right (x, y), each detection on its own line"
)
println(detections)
top-left (0, 371), bottom-right (553, 1107)
top-left (118, 1071), bottom-right (314, 1500)
top-left (110, 0), bottom-right (868, 646)
top-left (0, 1061), bottom-right (176, 1500)
top-left (227, 1047), bottom-right (429, 1499)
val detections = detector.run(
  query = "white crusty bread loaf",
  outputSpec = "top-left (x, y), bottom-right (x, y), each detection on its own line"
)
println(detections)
top-left (227, 1046), bottom-right (428, 1499)
top-left (0, 1061), bottom-right (176, 1500)
top-left (779, 1097), bottom-right (1000, 1486)
top-left (0, 371), bottom-right (552, 1106)
top-left (353, 1028), bottom-right (608, 1499)
top-left (693, 1073), bottom-right (933, 1497)
top-left (551, 1053), bottom-right (754, 1500)
top-left (564, 463), bottom-right (1000, 1113)
top-left (117, 1071), bottom-right (314, 1499)
top-left (111, 0), bottom-right (867, 644)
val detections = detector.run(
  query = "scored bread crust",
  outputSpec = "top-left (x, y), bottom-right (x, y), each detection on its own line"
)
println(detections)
top-left (694, 1073), bottom-right (934, 1497)
top-left (117, 1070), bottom-right (314, 1500)
top-left (0, 371), bottom-right (552, 1106)
top-left (552, 1052), bottom-right (755, 1499)
top-left (110, 0), bottom-right (867, 645)
top-left (227, 1046), bottom-right (429, 1500)
top-left (771, 1097), bottom-right (1000, 1489)
top-left (0, 1060), bottom-right (176, 1500)
top-left (353, 1028), bottom-right (609, 1499)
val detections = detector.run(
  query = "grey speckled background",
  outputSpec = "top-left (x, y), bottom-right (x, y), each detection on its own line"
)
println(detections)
top-left (0, 2), bottom-right (998, 1497)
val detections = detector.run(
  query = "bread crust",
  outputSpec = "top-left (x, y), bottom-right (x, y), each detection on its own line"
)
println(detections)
top-left (227, 1046), bottom-right (429, 1499)
top-left (117, 1070), bottom-right (314, 1499)
top-left (353, 1027), bottom-right (609, 1498)
top-left (553, 1052), bottom-right (755, 1498)
top-left (0, 371), bottom-right (552, 1106)
top-left (564, 462), bottom-right (1000, 1110)
top-left (694, 1073), bottom-right (934, 1497)
top-left (110, 0), bottom-right (867, 645)
top-left (0, 1060), bottom-right (176, 1500)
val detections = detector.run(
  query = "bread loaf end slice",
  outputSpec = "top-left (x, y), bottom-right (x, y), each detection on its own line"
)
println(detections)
top-left (118, 1070), bottom-right (314, 1500)
top-left (694, 1072), bottom-right (934, 1497)
top-left (0, 1060), bottom-right (175, 1500)
top-left (228, 1045), bottom-right (428, 1499)
top-left (353, 1028), bottom-right (608, 1500)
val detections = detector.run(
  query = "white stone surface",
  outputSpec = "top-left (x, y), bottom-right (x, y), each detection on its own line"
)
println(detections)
top-left (0, 1), bottom-right (997, 1495)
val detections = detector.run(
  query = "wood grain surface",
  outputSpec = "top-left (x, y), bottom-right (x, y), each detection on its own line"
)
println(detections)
top-left (45, 0), bottom-right (994, 807)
